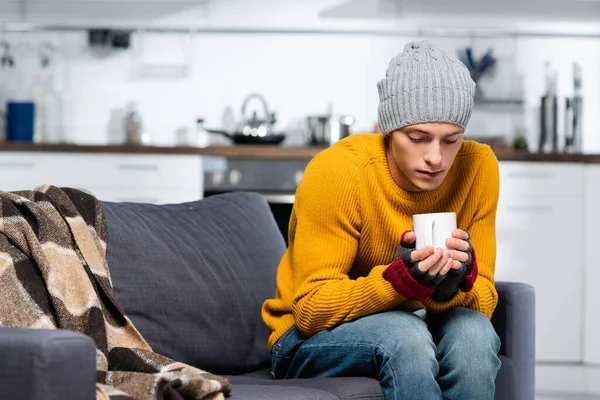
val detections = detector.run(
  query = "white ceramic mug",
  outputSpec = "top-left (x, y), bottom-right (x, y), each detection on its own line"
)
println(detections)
top-left (413, 212), bottom-right (457, 250)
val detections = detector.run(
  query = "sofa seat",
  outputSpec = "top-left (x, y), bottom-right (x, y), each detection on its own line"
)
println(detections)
top-left (227, 368), bottom-right (383, 400)
top-left (225, 353), bottom-right (513, 400)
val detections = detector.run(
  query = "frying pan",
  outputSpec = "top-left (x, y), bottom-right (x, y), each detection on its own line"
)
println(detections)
top-left (207, 129), bottom-right (286, 145)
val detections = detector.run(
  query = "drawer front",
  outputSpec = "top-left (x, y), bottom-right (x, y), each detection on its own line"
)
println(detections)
top-left (496, 194), bottom-right (580, 231)
top-left (0, 156), bottom-right (44, 189)
top-left (0, 153), bottom-right (202, 190)
top-left (87, 186), bottom-right (203, 204)
top-left (100, 155), bottom-right (201, 188)
top-left (499, 161), bottom-right (584, 196)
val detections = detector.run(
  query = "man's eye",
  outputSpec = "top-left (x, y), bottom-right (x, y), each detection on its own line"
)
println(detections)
top-left (444, 139), bottom-right (458, 144)
top-left (409, 137), bottom-right (426, 143)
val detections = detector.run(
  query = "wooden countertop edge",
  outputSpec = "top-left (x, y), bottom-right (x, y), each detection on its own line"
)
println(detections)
top-left (0, 143), bottom-right (326, 160)
top-left (0, 142), bottom-right (599, 162)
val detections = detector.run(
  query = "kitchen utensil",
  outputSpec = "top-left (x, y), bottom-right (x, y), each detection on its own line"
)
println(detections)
top-left (175, 126), bottom-right (191, 146)
top-left (305, 114), bottom-right (354, 146)
top-left (125, 102), bottom-right (148, 145)
top-left (564, 98), bottom-right (573, 152)
top-left (570, 63), bottom-right (583, 153)
top-left (457, 47), bottom-right (496, 83)
top-left (207, 129), bottom-right (286, 145)
top-left (539, 63), bottom-right (558, 153)
top-left (238, 93), bottom-right (277, 136)
top-left (478, 49), bottom-right (494, 76)
top-left (38, 42), bottom-right (55, 69)
top-left (465, 47), bottom-right (474, 69)
top-left (208, 93), bottom-right (286, 145)
top-left (0, 42), bottom-right (15, 68)
top-left (0, 108), bottom-right (5, 141)
top-left (195, 118), bottom-right (210, 148)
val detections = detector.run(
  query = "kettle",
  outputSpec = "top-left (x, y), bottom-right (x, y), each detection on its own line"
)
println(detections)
top-left (237, 93), bottom-right (277, 138)
top-left (207, 93), bottom-right (286, 145)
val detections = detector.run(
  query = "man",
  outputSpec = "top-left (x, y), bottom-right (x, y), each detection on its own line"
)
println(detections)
top-left (262, 40), bottom-right (501, 399)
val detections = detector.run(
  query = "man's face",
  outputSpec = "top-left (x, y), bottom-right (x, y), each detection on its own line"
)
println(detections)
top-left (387, 122), bottom-right (464, 192)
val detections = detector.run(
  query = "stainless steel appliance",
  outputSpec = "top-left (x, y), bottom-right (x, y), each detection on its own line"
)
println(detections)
top-left (564, 63), bottom-right (583, 153)
top-left (305, 114), bottom-right (354, 146)
top-left (207, 93), bottom-right (286, 145)
top-left (203, 157), bottom-right (308, 243)
top-left (538, 62), bottom-right (558, 153)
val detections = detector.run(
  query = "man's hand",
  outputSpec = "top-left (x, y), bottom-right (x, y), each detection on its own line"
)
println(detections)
top-left (384, 229), bottom-right (476, 302)
top-left (430, 229), bottom-right (477, 302)
top-left (401, 231), bottom-right (455, 277)
top-left (442, 229), bottom-right (472, 272)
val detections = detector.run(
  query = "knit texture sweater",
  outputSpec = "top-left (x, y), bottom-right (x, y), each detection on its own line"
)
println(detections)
top-left (261, 133), bottom-right (500, 350)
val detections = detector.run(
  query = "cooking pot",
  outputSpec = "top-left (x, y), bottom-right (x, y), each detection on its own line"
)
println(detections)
top-left (305, 114), bottom-right (354, 146)
top-left (208, 93), bottom-right (286, 145)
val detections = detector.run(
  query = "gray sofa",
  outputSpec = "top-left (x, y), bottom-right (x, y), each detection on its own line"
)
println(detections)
top-left (0, 192), bottom-right (535, 400)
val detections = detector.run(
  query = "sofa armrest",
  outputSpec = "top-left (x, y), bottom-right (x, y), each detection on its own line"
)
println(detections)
top-left (492, 281), bottom-right (535, 400)
top-left (0, 326), bottom-right (97, 400)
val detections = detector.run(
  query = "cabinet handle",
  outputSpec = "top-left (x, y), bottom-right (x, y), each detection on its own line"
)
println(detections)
top-left (507, 172), bottom-right (553, 180)
top-left (117, 164), bottom-right (159, 171)
top-left (506, 205), bottom-right (553, 213)
top-left (0, 162), bottom-right (36, 169)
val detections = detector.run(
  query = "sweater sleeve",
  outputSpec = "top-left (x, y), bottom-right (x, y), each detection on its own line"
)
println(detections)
top-left (422, 149), bottom-right (500, 319)
top-left (290, 149), bottom-right (407, 336)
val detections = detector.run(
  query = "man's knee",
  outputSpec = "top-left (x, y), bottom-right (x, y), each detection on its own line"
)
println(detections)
top-left (349, 312), bottom-right (437, 369)
top-left (440, 307), bottom-right (499, 350)
top-left (435, 308), bottom-right (501, 373)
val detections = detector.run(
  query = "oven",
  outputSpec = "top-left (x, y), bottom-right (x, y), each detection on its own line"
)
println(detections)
top-left (203, 157), bottom-right (308, 244)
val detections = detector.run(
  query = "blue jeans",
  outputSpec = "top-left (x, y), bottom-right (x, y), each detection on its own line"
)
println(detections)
top-left (271, 307), bottom-right (501, 400)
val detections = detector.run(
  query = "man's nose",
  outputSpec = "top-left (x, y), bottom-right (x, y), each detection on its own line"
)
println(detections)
top-left (424, 144), bottom-right (442, 166)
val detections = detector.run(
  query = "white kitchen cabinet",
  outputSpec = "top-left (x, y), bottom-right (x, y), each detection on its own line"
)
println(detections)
top-left (0, 152), bottom-right (203, 204)
top-left (584, 165), bottom-right (600, 364)
top-left (497, 162), bottom-right (585, 197)
top-left (496, 161), bottom-right (585, 362)
top-left (87, 186), bottom-right (202, 204)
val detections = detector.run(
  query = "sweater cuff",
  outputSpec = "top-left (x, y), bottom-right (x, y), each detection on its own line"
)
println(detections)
top-left (461, 247), bottom-right (478, 292)
top-left (383, 258), bottom-right (435, 302)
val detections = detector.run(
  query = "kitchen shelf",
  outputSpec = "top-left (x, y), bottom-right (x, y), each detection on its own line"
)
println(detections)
top-left (474, 95), bottom-right (525, 110)
top-left (475, 97), bottom-right (524, 105)
top-left (1, 22), bottom-right (600, 39)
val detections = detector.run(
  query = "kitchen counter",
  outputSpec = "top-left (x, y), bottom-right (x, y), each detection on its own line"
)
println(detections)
top-left (1, 142), bottom-right (599, 163)
top-left (0, 142), bottom-right (325, 160)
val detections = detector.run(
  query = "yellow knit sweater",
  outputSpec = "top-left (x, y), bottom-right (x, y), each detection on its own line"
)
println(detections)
top-left (261, 133), bottom-right (500, 350)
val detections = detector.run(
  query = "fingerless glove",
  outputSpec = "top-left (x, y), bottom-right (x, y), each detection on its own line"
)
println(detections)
top-left (382, 231), bottom-right (440, 301)
top-left (430, 231), bottom-right (478, 302)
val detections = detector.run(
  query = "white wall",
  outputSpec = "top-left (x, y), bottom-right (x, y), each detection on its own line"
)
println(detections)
top-left (0, 1), bottom-right (599, 151)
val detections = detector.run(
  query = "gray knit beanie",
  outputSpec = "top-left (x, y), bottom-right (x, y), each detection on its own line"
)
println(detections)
top-left (377, 40), bottom-right (476, 134)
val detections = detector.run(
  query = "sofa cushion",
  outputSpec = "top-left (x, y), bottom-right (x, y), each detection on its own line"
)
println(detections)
top-left (227, 385), bottom-right (337, 400)
top-left (101, 192), bottom-right (286, 374)
top-left (229, 368), bottom-right (384, 400)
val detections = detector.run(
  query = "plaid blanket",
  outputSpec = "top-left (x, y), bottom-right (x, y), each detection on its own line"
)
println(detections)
top-left (0, 185), bottom-right (231, 399)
